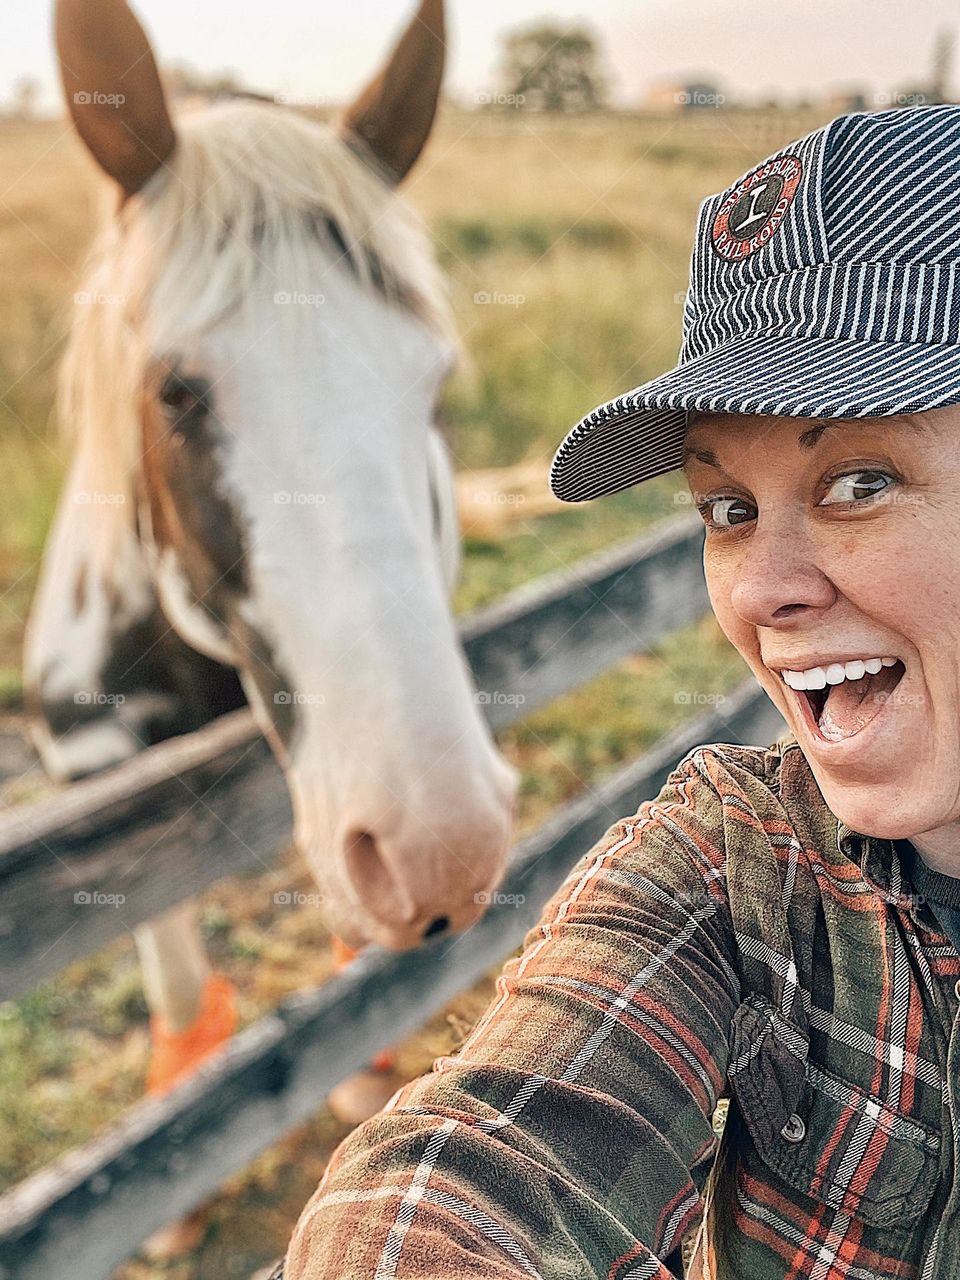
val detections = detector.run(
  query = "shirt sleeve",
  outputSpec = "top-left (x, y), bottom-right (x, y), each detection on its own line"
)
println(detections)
top-left (283, 750), bottom-right (742, 1280)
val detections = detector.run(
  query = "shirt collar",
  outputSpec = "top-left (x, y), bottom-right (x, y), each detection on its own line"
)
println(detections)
top-left (836, 820), bottom-right (914, 910)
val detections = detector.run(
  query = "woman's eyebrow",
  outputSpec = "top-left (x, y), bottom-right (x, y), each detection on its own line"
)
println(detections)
top-left (681, 443), bottom-right (721, 467)
top-left (796, 416), bottom-right (928, 449)
top-left (682, 416), bottom-right (929, 466)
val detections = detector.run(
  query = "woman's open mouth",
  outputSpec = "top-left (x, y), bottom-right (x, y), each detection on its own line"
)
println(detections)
top-left (781, 658), bottom-right (907, 745)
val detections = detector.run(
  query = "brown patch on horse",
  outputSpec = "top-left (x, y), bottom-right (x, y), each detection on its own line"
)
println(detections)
top-left (30, 600), bottom-right (246, 766)
top-left (140, 360), bottom-right (300, 755)
top-left (140, 362), bottom-right (249, 617)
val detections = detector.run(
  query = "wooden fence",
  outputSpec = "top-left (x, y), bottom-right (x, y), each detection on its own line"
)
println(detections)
top-left (0, 512), bottom-right (785, 1279)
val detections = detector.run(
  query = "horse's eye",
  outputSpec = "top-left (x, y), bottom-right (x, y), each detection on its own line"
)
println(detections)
top-left (159, 373), bottom-right (209, 418)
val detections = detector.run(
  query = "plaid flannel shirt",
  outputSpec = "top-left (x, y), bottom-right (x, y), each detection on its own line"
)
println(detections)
top-left (281, 732), bottom-right (960, 1279)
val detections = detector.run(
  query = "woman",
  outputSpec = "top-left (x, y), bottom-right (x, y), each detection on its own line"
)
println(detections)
top-left (280, 103), bottom-right (960, 1279)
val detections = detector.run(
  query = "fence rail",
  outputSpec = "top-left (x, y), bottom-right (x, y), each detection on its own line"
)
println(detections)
top-left (0, 513), bottom-right (786, 1278)
top-left (0, 513), bottom-right (711, 997)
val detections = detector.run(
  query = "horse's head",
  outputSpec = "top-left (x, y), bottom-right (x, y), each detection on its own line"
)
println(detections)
top-left (54, 0), bottom-right (518, 950)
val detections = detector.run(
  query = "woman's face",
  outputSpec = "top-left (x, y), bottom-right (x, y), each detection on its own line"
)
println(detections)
top-left (682, 406), bottom-right (960, 846)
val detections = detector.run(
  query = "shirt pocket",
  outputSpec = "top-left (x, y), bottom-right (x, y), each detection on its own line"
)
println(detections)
top-left (727, 993), bottom-right (941, 1228)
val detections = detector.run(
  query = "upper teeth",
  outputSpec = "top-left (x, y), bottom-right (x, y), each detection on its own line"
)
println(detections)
top-left (781, 657), bottom-right (899, 691)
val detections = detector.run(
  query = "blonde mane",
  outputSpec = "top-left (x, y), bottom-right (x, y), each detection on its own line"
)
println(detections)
top-left (60, 100), bottom-right (457, 570)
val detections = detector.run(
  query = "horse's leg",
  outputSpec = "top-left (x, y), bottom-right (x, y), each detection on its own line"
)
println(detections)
top-left (25, 456), bottom-right (246, 1098)
top-left (135, 902), bottom-right (241, 1258)
top-left (137, 900), bottom-right (210, 1029)
top-left (136, 900), bottom-right (239, 1095)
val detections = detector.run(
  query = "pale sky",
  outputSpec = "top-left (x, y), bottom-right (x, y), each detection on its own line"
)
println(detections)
top-left (3, 1), bottom-right (955, 114)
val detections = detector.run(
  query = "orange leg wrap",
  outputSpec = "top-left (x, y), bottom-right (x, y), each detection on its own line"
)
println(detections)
top-left (146, 972), bottom-right (239, 1097)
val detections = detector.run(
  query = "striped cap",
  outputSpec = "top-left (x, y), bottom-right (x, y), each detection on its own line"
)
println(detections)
top-left (550, 104), bottom-right (960, 503)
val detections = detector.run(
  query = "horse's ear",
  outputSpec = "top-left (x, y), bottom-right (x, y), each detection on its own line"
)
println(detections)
top-left (336, 0), bottom-right (445, 185)
top-left (55, 0), bottom-right (176, 195)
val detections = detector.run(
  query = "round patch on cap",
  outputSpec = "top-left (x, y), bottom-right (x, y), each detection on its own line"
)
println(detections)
top-left (711, 155), bottom-right (803, 262)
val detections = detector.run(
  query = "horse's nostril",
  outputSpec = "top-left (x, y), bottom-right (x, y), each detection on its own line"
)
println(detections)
top-left (423, 915), bottom-right (449, 939)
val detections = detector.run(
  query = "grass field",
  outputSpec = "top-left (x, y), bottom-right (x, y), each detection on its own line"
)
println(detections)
top-left (0, 104), bottom-right (826, 1277)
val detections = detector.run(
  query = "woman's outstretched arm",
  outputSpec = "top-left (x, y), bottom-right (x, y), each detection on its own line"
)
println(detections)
top-left (284, 751), bottom-right (740, 1279)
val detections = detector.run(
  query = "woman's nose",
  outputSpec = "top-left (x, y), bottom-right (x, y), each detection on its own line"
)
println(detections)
top-left (727, 526), bottom-right (836, 628)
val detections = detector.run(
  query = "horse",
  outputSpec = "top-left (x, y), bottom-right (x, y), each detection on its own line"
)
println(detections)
top-left (24, 0), bottom-right (518, 1128)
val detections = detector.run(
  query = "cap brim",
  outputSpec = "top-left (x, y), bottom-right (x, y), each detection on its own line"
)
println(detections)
top-left (550, 333), bottom-right (960, 502)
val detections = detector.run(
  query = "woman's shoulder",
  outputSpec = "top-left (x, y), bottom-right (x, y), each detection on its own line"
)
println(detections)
top-left (640, 729), bottom-right (836, 864)
top-left (654, 726), bottom-right (811, 807)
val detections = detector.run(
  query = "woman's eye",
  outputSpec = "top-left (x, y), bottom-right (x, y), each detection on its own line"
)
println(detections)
top-left (697, 496), bottom-right (756, 530)
top-left (820, 470), bottom-right (895, 505)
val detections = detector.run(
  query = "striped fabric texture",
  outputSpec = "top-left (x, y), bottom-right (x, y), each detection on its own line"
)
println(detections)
top-left (280, 733), bottom-right (960, 1279)
top-left (550, 104), bottom-right (960, 503)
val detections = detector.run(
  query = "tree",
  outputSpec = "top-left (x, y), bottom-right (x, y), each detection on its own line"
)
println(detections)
top-left (500, 22), bottom-right (607, 113)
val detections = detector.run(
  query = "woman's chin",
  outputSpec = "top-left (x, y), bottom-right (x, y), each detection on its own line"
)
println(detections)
top-left (818, 783), bottom-right (934, 844)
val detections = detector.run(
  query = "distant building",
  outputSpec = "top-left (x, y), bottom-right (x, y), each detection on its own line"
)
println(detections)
top-left (825, 88), bottom-right (869, 115)
top-left (11, 77), bottom-right (40, 122)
